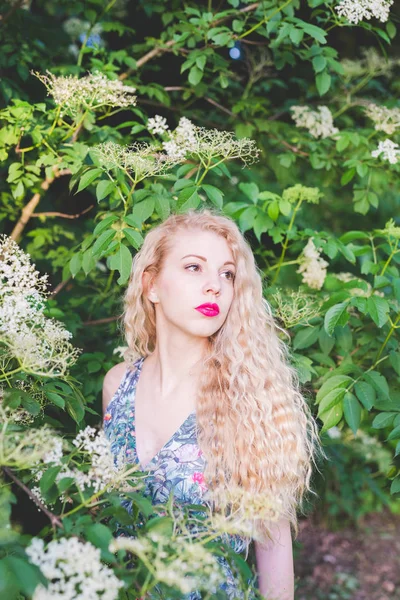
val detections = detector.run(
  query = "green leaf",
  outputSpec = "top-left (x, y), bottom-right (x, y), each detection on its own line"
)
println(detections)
top-left (154, 194), bottom-right (170, 220)
top-left (390, 476), bottom-right (400, 494)
top-left (92, 230), bottom-right (115, 257)
top-left (21, 395), bottom-right (41, 416)
top-left (40, 466), bottom-right (62, 495)
top-left (82, 248), bottom-right (96, 275)
top-left (238, 205), bottom-right (258, 232)
top-left (239, 182), bottom-right (259, 203)
top-left (130, 198), bottom-right (155, 226)
top-left (367, 296), bottom-right (390, 328)
top-left (312, 55), bottom-right (327, 73)
top-left (108, 244), bottom-right (132, 285)
top-left (389, 351), bottom-right (400, 376)
top-left (188, 66), bottom-right (203, 86)
top-left (316, 72), bottom-right (331, 96)
top-left (3, 557), bottom-right (42, 597)
top-left (201, 184), bottom-right (224, 209)
top-left (316, 375), bottom-right (353, 403)
top-left (93, 215), bottom-right (118, 236)
top-left (45, 391), bottom-right (65, 409)
top-left (86, 523), bottom-right (113, 551)
top-left (293, 327), bottom-right (320, 350)
top-left (96, 180), bottom-right (115, 202)
top-left (354, 381), bottom-right (375, 411)
top-left (372, 412), bottom-right (396, 429)
top-left (324, 302), bottom-right (349, 336)
top-left (318, 388), bottom-right (346, 416)
top-left (66, 393), bottom-right (85, 423)
top-left (388, 425), bottom-right (400, 441)
top-left (319, 403), bottom-right (343, 432)
top-left (289, 27), bottom-right (304, 44)
top-left (178, 190), bottom-right (201, 213)
top-left (343, 392), bottom-right (362, 435)
top-left (123, 228), bottom-right (144, 250)
top-left (76, 168), bottom-right (102, 193)
top-left (69, 253), bottom-right (82, 278)
top-left (364, 371), bottom-right (390, 400)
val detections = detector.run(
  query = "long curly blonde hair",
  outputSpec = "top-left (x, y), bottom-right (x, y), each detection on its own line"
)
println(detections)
top-left (122, 208), bottom-right (321, 540)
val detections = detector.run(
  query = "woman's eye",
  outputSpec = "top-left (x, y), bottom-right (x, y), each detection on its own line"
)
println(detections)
top-left (185, 264), bottom-right (235, 281)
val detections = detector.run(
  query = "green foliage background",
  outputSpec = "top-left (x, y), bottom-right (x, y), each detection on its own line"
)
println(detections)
top-left (1, 0), bottom-right (400, 597)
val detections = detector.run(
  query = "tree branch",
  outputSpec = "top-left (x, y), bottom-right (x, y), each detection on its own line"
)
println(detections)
top-left (2, 466), bottom-right (63, 530)
top-left (119, 3), bottom-right (261, 81)
top-left (10, 168), bottom-right (71, 243)
top-left (32, 205), bottom-right (94, 220)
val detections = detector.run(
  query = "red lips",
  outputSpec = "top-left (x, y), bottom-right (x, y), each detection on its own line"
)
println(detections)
top-left (195, 303), bottom-right (220, 317)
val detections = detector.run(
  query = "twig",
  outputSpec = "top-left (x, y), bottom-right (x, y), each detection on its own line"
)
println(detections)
top-left (119, 3), bottom-right (261, 81)
top-left (2, 466), bottom-right (64, 530)
top-left (204, 97), bottom-right (235, 117)
top-left (82, 316), bottom-right (120, 326)
top-left (32, 205), bottom-right (94, 219)
top-left (49, 277), bottom-right (72, 298)
top-left (10, 168), bottom-right (72, 243)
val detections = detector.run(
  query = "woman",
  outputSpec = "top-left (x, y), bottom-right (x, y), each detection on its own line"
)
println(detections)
top-left (102, 208), bottom-right (320, 599)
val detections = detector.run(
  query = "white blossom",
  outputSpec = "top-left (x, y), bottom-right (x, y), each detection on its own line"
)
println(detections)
top-left (57, 426), bottom-right (128, 493)
top-left (32, 70), bottom-right (136, 118)
top-left (364, 103), bottom-right (400, 134)
top-left (291, 106), bottom-right (339, 139)
top-left (156, 116), bottom-right (259, 166)
top-left (335, 0), bottom-right (394, 24)
top-left (26, 537), bottom-right (123, 600)
top-left (63, 18), bottom-right (103, 42)
top-left (371, 139), bottom-right (400, 164)
top-left (0, 236), bottom-right (80, 377)
top-left (110, 531), bottom-right (224, 594)
top-left (147, 114), bottom-right (169, 135)
top-left (326, 426), bottom-right (342, 439)
top-left (297, 238), bottom-right (329, 290)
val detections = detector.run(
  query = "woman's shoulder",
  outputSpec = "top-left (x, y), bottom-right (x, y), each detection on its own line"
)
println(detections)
top-left (102, 361), bottom-right (130, 414)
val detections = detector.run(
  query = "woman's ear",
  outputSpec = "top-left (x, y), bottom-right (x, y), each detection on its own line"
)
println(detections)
top-left (142, 270), bottom-right (159, 304)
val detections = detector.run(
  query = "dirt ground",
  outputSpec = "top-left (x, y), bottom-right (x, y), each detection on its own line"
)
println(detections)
top-left (294, 510), bottom-right (400, 600)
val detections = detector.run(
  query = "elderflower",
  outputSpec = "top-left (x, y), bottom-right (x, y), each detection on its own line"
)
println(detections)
top-left (297, 238), bottom-right (329, 290)
top-left (335, 0), bottom-right (394, 24)
top-left (56, 426), bottom-right (129, 493)
top-left (364, 103), bottom-right (400, 135)
top-left (110, 532), bottom-right (224, 594)
top-left (26, 537), bottom-right (123, 600)
top-left (32, 70), bottom-right (137, 118)
top-left (291, 106), bottom-right (339, 139)
top-left (371, 139), bottom-right (400, 164)
top-left (0, 236), bottom-right (80, 377)
top-left (0, 409), bottom-right (63, 470)
top-left (147, 114), bottom-right (169, 135)
top-left (92, 140), bottom-right (179, 181)
top-left (269, 288), bottom-right (322, 329)
top-left (154, 116), bottom-right (259, 166)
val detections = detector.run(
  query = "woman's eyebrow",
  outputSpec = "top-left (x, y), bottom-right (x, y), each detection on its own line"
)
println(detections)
top-left (181, 254), bottom-right (236, 267)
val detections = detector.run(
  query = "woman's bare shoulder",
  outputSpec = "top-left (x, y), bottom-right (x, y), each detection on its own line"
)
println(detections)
top-left (102, 361), bottom-right (129, 414)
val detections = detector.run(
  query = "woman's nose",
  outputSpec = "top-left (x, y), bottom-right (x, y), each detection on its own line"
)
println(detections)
top-left (204, 275), bottom-right (221, 295)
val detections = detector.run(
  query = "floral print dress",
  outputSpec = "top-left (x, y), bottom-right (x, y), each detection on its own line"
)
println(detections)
top-left (103, 356), bottom-right (257, 600)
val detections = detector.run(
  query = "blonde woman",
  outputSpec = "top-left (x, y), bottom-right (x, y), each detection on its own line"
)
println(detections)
top-left (102, 208), bottom-right (320, 599)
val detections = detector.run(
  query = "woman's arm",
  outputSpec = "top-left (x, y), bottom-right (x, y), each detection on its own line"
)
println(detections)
top-left (254, 518), bottom-right (294, 600)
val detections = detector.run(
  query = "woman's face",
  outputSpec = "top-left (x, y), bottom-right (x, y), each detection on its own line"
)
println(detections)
top-left (147, 229), bottom-right (236, 339)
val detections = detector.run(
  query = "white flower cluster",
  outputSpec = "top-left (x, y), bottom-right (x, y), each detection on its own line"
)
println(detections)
top-left (26, 537), bottom-right (123, 600)
top-left (0, 408), bottom-right (63, 470)
top-left (0, 236), bottom-right (80, 377)
top-left (371, 139), bottom-right (400, 164)
top-left (291, 106), bottom-right (339, 139)
top-left (147, 116), bottom-right (260, 166)
top-left (93, 140), bottom-right (179, 180)
top-left (32, 70), bottom-right (136, 118)
top-left (335, 0), bottom-right (393, 24)
top-left (147, 114), bottom-right (169, 135)
top-left (364, 103), bottom-right (400, 135)
top-left (56, 426), bottom-right (127, 494)
top-left (297, 238), bottom-right (329, 290)
top-left (110, 531), bottom-right (224, 594)
top-left (335, 272), bottom-right (385, 297)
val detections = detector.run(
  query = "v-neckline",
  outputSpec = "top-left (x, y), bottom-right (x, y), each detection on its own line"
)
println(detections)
top-left (132, 356), bottom-right (196, 470)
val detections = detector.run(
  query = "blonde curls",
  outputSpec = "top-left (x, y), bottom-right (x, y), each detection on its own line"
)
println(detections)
top-left (122, 208), bottom-right (322, 540)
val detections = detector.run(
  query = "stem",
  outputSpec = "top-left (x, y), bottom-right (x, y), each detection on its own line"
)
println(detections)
top-left (270, 198), bottom-right (302, 285)
top-left (0, 367), bottom-right (23, 381)
top-left (2, 467), bottom-right (63, 530)
top-left (238, 0), bottom-right (293, 39)
top-left (379, 241), bottom-right (399, 276)
top-left (375, 313), bottom-right (400, 362)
